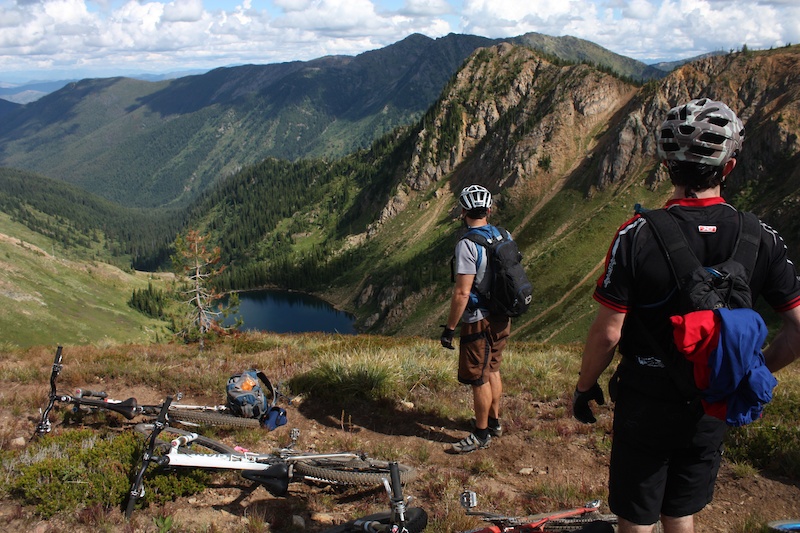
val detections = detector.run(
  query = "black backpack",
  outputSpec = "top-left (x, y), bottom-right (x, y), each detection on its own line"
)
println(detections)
top-left (460, 225), bottom-right (533, 317)
top-left (642, 209), bottom-right (761, 312)
top-left (638, 208), bottom-right (761, 398)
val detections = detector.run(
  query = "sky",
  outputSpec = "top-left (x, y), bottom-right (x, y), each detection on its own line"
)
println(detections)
top-left (1, 0), bottom-right (799, 84)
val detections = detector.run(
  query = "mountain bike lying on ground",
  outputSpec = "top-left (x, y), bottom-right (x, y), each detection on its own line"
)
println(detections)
top-left (458, 490), bottom-right (617, 532)
top-left (320, 461), bottom-right (428, 533)
top-left (33, 346), bottom-right (271, 438)
top-left (126, 396), bottom-right (417, 518)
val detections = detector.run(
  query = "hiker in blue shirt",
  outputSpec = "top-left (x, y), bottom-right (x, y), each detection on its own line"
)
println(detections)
top-left (573, 98), bottom-right (800, 533)
top-left (441, 185), bottom-right (510, 454)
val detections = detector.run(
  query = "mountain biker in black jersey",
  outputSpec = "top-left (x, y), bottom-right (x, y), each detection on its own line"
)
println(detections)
top-left (573, 98), bottom-right (800, 533)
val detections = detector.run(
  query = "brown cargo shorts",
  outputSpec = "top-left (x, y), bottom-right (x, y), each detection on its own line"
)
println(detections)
top-left (457, 315), bottom-right (510, 386)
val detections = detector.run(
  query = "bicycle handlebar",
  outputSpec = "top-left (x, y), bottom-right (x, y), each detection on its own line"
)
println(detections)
top-left (32, 346), bottom-right (166, 439)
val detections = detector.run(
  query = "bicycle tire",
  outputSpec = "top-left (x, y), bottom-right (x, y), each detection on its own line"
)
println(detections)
top-left (321, 507), bottom-right (428, 533)
top-left (768, 520), bottom-right (800, 532)
top-left (169, 409), bottom-right (261, 429)
top-left (133, 424), bottom-right (241, 455)
top-left (294, 457), bottom-right (416, 487)
top-left (544, 514), bottom-right (617, 531)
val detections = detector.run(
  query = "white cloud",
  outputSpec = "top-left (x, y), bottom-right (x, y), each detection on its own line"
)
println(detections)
top-left (0, 0), bottom-right (798, 82)
top-left (398, 0), bottom-right (452, 17)
top-left (623, 0), bottom-right (657, 20)
top-left (162, 0), bottom-right (204, 22)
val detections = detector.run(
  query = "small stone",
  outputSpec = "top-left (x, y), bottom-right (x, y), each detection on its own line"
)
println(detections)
top-left (292, 515), bottom-right (305, 528)
top-left (518, 467), bottom-right (534, 475)
top-left (311, 512), bottom-right (335, 524)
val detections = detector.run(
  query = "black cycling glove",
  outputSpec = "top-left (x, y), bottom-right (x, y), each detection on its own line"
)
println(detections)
top-left (440, 326), bottom-right (455, 350)
top-left (573, 382), bottom-right (605, 424)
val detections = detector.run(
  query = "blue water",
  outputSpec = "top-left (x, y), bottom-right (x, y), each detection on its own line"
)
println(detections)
top-left (221, 289), bottom-right (356, 334)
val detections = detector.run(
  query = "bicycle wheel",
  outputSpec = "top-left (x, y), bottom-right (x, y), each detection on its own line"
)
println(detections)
top-left (294, 457), bottom-right (416, 487)
top-left (169, 409), bottom-right (261, 429)
top-left (133, 424), bottom-right (241, 455)
top-left (544, 514), bottom-right (617, 531)
top-left (768, 520), bottom-right (800, 532)
top-left (321, 507), bottom-right (428, 533)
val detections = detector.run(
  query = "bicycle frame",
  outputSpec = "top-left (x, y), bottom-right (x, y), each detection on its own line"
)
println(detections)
top-left (156, 429), bottom-right (366, 496)
top-left (33, 346), bottom-right (247, 438)
top-left (162, 433), bottom-right (364, 471)
top-left (459, 490), bottom-right (612, 532)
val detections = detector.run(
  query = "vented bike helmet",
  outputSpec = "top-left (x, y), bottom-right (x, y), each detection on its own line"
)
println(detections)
top-left (459, 185), bottom-right (493, 210)
top-left (657, 98), bottom-right (745, 167)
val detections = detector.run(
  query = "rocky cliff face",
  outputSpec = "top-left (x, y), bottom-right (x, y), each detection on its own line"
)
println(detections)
top-left (357, 44), bottom-right (800, 338)
top-left (377, 44), bottom-right (800, 230)
top-left (405, 43), bottom-right (637, 202)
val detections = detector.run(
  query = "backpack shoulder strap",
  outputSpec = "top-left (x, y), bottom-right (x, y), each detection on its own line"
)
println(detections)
top-left (463, 224), bottom-right (503, 246)
top-left (641, 209), bottom-right (701, 288)
top-left (463, 229), bottom-right (490, 247)
top-left (644, 209), bottom-right (761, 284)
top-left (731, 211), bottom-right (761, 282)
top-left (255, 370), bottom-right (277, 407)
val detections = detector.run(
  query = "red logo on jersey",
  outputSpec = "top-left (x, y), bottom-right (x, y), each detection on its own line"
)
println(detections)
top-left (698, 225), bottom-right (717, 233)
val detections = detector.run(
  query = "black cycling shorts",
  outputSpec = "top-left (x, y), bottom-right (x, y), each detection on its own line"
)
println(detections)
top-left (608, 385), bottom-right (727, 525)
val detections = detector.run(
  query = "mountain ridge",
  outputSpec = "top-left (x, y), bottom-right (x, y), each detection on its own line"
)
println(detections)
top-left (0, 32), bottom-right (661, 208)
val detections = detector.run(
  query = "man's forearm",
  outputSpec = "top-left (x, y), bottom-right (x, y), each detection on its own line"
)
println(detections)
top-left (447, 274), bottom-right (475, 329)
top-left (446, 291), bottom-right (469, 329)
top-left (764, 335), bottom-right (799, 372)
top-left (764, 306), bottom-right (800, 372)
top-left (577, 344), bottom-right (617, 391)
top-left (576, 306), bottom-right (624, 391)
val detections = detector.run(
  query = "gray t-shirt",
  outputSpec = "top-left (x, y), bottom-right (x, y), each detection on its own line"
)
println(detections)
top-left (454, 234), bottom-right (491, 324)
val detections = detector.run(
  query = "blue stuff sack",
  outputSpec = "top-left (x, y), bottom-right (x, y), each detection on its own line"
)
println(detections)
top-left (262, 406), bottom-right (288, 430)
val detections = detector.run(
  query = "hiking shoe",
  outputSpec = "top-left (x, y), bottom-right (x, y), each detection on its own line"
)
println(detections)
top-left (451, 432), bottom-right (491, 454)
top-left (470, 417), bottom-right (503, 437)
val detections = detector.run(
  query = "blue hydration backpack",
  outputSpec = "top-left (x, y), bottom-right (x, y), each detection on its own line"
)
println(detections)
top-left (226, 370), bottom-right (287, 430)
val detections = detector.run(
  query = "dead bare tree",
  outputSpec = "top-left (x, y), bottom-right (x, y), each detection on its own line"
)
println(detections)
top-left (173, 230), bottom-right (237, 349)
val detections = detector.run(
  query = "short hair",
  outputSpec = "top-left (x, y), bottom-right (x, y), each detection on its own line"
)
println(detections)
top-left (665, 160), bottom-right (725, 193)
top-left (465, 207), bottom-right (489, 219)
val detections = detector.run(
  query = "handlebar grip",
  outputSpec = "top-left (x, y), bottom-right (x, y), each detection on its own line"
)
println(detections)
top-left (75, 388), bottom-right (108, 399)
top-left (389, 461), bottom-right (403, 499)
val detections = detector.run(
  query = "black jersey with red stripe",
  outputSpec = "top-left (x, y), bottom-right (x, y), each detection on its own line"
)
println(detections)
top-left (594, 197), bottom-right (800, 366)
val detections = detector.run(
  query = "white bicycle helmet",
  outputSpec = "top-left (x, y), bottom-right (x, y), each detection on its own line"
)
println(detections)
top-left (657, 98), bottom-right (744, 167)
top-left (459, 185), bottom-right (492, 210)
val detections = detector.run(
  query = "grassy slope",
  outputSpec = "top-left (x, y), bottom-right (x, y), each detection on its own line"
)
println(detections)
top-left (0, 213), bottom-right (172, 348)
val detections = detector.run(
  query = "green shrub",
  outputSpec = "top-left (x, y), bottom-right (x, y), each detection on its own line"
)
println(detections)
top-left (724, 386), bottom-right (800, 478)
top-left (4, 428), bottom-right (211, 518)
